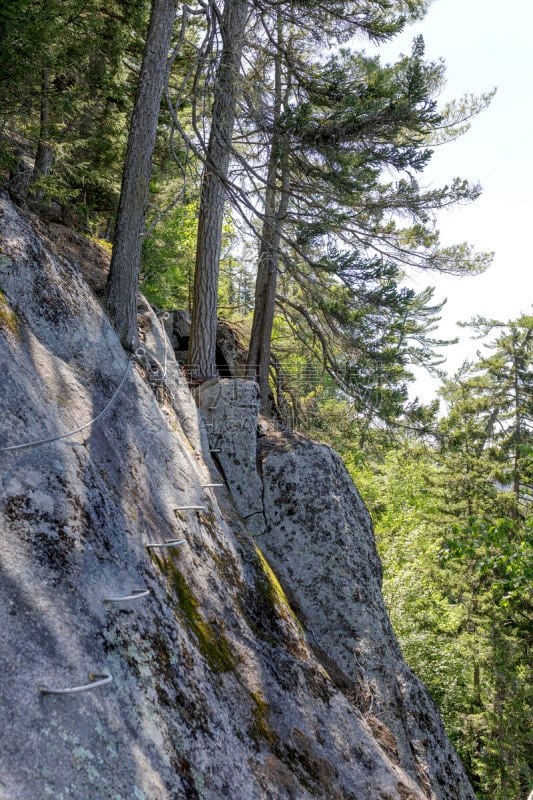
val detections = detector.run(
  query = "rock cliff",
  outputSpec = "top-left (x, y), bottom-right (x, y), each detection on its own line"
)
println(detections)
top-left (0, 194), bottom-right (474, 800)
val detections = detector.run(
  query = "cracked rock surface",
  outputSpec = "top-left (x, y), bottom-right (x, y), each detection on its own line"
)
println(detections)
top-left (0, 193), bottom-right (441, 800)
top-left (196, 379), bottom-right (266, 535)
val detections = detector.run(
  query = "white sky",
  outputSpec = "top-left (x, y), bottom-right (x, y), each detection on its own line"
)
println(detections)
top-left (372, 0), bottom-right (533, 401)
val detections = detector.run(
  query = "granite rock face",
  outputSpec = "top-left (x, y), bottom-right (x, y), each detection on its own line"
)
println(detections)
top-left (196, 379), bottom-right (266, 535)
top-left (257, 431), bottom-right (476, 800)
top-left (0, 194), bottom-right (436, 800)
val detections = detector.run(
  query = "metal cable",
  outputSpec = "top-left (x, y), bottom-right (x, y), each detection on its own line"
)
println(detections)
top-left (0, 357), bottom-right (134, 454)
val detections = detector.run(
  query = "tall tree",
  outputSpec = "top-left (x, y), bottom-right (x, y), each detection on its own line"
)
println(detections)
top-left (187, 0), bottom-right (249, 378)
top-left (434, 316), bottom-right (533, 798)
top-left (244, 39), bottom-right (490, 410)
top-left (346, 316), bottom-right (533, 800)
top-left (272, 272), bottom-right (448, 439)
top-left (33, 68), bottom-right (53, 183)
top-left (106, 0), bottom-right (177, 349)
top-left (246, 8), bottom-right (290, 411)
top-left (0, 0), bottom-right (149, 219)
top-left (441, 313), bottom-right (533, 516)
top-left (461, 314), bottom-right (533, 512)
top-left (186, 0), bottom-right (429, 380)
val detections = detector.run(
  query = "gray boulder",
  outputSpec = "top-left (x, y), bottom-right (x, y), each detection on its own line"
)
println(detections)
top-left (162, 309), bottom-right (246, 380)
top-left (257, 430), bottom-right (475, 800)
top-left (196, 379), bottom-right (266, 535)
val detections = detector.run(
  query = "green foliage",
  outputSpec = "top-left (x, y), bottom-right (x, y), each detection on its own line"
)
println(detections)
top-left (271, 262), bottom-right (444, 443)
top-left (140, 202), bottom-right (248, 313)
top-left (243, 34), bottom-right (491, 425)
top-left (441, 313), bottom-right (533, 515)
top-left (156, 554), bottom-right (237, 674)
top-left (345, 315), bottom-right (533, 800)
top-left (353, 442), bottom-right (532, 799)
top-left (442, 516), bottom-right (533, 610)
top-left (352, 444), bottom-right (479, 750)
top-left (0, 0), bottom-right (148, 228)
top-left (275, 42), bottom-right (491, 277)
top-left (218, 252), bottom-right (256, 317)
top-left (141, 202), bottom-right (198, 310)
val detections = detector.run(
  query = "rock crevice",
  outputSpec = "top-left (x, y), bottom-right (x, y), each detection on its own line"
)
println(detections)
top-left (204, 395), bottom-right (475, 800)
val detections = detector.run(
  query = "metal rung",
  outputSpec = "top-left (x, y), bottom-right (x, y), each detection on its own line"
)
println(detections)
top-left (146, 539), bottom-right (186, 549)
top-left (103, 589), bottom-right (150, 603)
top-left (39, 672), bottom-right (113, 695)
top-left (210, 449), bottom-right (221, 453)
top-left (174, 505), bottom-right (207, 511)
top-left (203, 483), bottom-right (223, 488)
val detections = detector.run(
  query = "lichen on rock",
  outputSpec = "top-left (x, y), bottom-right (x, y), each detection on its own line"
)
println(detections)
top-left (0, 193), bottom-right (473, 800)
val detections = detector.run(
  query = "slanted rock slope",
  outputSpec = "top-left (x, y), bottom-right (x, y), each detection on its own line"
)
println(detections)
top-left (0, 194), bottom-right (473, 800)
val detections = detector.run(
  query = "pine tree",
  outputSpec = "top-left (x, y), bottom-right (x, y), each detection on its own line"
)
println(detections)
top-left (459, 314), bottom-right (533, 513)
top-left (187, 0), bottom-right (249, 378)
top-left (436, 315), bottom-right (533, 799)
top-left (244, 38), bottom-right (490, 411)
top-left (106, 0), bottom-right (177, 349)
top-left (186, 0), bottom-right (432, 381)
top-left (245, 7), bottom-right (290, 411)
top-left (0, 0), bottom-right (149, 223)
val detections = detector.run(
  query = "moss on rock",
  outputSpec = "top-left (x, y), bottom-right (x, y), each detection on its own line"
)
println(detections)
top-left (0, 289), bottom-right (18, 334)
top-left (156, 555), bottom-right (237, 674)
top-left (248, 690), bottom-right (278, 749)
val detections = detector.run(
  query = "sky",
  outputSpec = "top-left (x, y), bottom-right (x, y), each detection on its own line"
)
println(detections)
top-left (371, 0), bottom-right (533, 401)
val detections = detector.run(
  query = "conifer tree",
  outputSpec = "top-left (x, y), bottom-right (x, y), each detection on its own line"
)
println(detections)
top-left (348, 317), bottom-right (532, 799)
top-left (245, 7), bottom-right (290, 410)
top-left (186, 0), bottom-right (431, 380)
top-left (187, 0), bottom-right (249, 378)
top-left (0, 0), bottom-right (149, 219)
top-left (106, 0), bottom-right (177, 349)
top-left (245, 38), bottom-right (491, 410)
top-left (459, 314), bottom-right (533, 511)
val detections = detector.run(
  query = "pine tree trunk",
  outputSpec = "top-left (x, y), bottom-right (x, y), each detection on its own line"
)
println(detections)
top-left (33, 69), bottom-right (53, 182)
top-left (512, 346), bottom-right (521, 513)
top-left (106, 0), bottom-right (176, 350)
top-left (248, 151), bottom-right (289, 414)
top-left (491, 629), bottom-right (508, 797)
top-left (247, 20), bottom-right (289, 413)
top-left (187, 0), bottom-right (248, 380)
